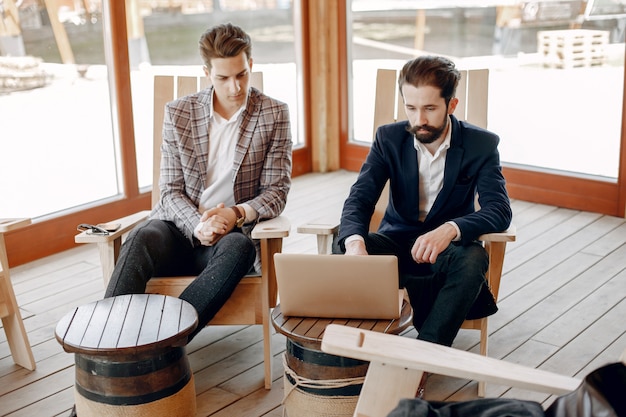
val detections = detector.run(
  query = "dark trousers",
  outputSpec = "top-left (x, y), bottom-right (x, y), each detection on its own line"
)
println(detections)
top-left (105, 219), bottom-right (256, 341)
top-left (388, 398), bottom-right (546, 417)
top-left (388, 362), bottom-right (626, 417)
top-left (334, 232), bottom-right (489, 346)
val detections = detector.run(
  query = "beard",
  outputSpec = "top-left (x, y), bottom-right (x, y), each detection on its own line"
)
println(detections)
top-left (407, 114), bottom-right (448, 144)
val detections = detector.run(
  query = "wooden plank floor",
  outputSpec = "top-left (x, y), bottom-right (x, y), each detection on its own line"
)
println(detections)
top-left (1, 170), bottom-right (625, 417)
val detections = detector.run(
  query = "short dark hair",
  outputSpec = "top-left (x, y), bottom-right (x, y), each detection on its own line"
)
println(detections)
top-left (398, 56), bottom-right (461, 105)
top-left (198, 23), bottom-right (252, 70)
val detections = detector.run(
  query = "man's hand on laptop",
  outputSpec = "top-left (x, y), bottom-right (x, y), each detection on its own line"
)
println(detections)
top-left (345, 238), bottom-right (368, 256)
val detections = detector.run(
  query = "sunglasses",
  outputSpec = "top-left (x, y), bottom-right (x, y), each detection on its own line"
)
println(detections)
top-left (77, 223), bottom-right (109, 236)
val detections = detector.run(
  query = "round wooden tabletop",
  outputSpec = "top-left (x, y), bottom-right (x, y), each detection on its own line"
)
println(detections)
top-left (55, 294), bottom-right (198, 356)
top-left (271, 299), bottom-right (413, 348)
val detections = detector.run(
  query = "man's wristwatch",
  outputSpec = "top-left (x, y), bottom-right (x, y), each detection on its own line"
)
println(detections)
top-left (230, 206), bottom-right (245, 228)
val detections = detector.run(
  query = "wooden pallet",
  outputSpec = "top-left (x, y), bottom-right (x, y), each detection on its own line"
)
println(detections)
top-left (0, 56), bottom-right (50, 93)
top-left (538, 29), bottom-right (609, 69)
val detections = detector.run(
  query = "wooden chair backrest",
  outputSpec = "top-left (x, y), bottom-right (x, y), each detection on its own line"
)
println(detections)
top-left (321, 324), bottom-right (583, 417)
top-left (151, 72), bottom-right (264, 207)
top-left (372, 67), bottom-right (489, 140)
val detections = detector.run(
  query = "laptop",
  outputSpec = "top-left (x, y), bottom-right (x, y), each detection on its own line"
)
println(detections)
top-left (273, 253), bottom-right (402, 319)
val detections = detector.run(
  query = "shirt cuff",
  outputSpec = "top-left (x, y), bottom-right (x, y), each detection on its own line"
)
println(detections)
top-left (446, 221), bottom-right (461, 241)
top-left (240, 203), bottom-right (257, 224)
top-left (194, 220), bottom-right (204, 240)
top-left (345, 234), bottom-right (365, 245)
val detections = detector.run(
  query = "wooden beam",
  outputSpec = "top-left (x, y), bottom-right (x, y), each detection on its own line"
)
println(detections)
top-left (503, 166), bottom-right (620, 216)
top-left (105, 0), bottom-right (140, 198)
top-left (42, 0), bottom-right (75, 64)
top-left (0, 0), bottom-right (20, 36)
top-left (414, 10), bottom-right (425, 51)
top-left (304, 0), bottom-right (343, 172)
top-left (619, 58), bottom-right (626, 218)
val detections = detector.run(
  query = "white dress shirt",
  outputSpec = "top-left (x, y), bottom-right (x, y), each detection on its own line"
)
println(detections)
top-left (194, 95), bottom-right (257, 239)
top-left (198, 107), bottom-right (242, 213)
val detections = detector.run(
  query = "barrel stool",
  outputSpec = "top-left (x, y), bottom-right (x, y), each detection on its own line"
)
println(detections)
top-left (271, 300), bottom-right (412, 417)
top-left (55, 294), bottom-right (198, 417)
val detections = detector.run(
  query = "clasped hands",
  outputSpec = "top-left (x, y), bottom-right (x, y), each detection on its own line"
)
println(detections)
top-left (344, 223), bottom-right (457, 264)
top-left (195, 203), bottom-right (239, 246)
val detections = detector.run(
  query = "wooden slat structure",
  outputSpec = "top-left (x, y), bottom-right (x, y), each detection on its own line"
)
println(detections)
top-left (0, 218), bottom-right (35, 372)
top-left (321, 324), bottom-right (584, 417)
top-left (372, 66), bottom-right (490, 140)
top-left (1, 170), bottom-right (625, 416)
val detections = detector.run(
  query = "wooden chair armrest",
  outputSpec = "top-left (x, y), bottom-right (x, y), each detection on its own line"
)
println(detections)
top-left (297, 221), bottom-right (517, 255)
top-left (74, 210), bottom-right (150, 287)
top-left (297, 219), bottom-right (339, 255)
top-left (297, 220), bottom-right (340, 236)
top-left (479, 224), bottom-right (516, 242)
top-left (322, 324), bottom-right (580, 395)
top-left (296, 223), bottom-right (517, 242)
top-left (0, 218), bottom-right (31, 233)
top-left (74, 211), bottom-right (151, 244)
top-left (322, 324), bottom-right (580, 417)
top-left (251, 215), bottom-right (290, 239)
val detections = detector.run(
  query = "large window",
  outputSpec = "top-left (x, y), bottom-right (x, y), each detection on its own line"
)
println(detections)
top-left (2, 0), bottom-right (624, 266)
top-left (1, 1), bottom-right (118, 218)
top-left (1, 0), bottom-right (303, 215)
top-left (346, 0), bottom-right (626, 214)
top-left (348, 1), bottom-right (624, 179)
top-left (1, 0), bottom-right (305, 266)
top-left (130, 0), bottom-right (303, 189)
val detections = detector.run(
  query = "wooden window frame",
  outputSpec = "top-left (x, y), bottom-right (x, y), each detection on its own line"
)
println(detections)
top-left (6, 1), bottom-right (626, 267)
top-left (6, 1), bottom-right (311, 266)
top-left (338, 3), bottom-right (626, 218)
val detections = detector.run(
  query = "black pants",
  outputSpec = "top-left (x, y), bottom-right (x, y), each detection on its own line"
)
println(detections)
top-left (105, 219), bottom-right (256, 341)
top-left (389, 398), bottom-right (545, 417)
top-left (334, 232), bottom-right (492, 346)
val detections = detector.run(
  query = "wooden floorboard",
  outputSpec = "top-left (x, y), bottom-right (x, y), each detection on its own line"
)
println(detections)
top-left (1, 170), bottom-right (625, 417)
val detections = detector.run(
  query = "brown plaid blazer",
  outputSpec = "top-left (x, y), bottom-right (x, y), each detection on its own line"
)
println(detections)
top-left (151, 86), bottom-right (293, 249)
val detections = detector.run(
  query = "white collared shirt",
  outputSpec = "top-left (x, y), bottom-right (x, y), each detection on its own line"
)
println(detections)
top-left (413, 116), bottom-right (460, 240)
top-left (193, 92), bottom-right (261, 243)
top-left (414, 118), bottom-right (452, 222)
top-left (198, 104), bottom-right (243, 213)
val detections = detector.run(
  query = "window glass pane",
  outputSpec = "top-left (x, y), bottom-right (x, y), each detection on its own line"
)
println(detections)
top-left (130, 0), bottom-right (302, 189)
top-left (349, 1), bottom-right (625, 179)
top-left (1, 1), bottom-right (118, 218)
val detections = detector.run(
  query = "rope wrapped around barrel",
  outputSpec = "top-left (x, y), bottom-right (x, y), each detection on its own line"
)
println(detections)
top-left (282, 353), bottom-right (365, 403)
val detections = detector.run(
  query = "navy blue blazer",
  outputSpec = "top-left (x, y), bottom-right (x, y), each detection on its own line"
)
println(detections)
top-left (338, 115), bottom-right (512, 248)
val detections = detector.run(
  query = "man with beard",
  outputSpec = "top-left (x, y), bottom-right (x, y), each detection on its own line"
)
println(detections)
top-left (334, 55), bottom-right (511, 351)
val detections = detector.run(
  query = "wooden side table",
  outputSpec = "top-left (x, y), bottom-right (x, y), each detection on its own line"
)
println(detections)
top-left (0, 218), bottom-right (36, 370)
top-left (55, 294), bottom-right (198, 417)
top-left (272, 300), bottom-right (412, 417)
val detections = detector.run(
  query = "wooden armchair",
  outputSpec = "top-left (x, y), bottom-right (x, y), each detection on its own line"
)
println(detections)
top-left (75, 72), bottom-right (289, 389)
top-left (321, 324), bottom-right (585, 417)
top-left (0, 218), bottom-right (36, 371)
top-left (298, 67), bottom-right (515, 396)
